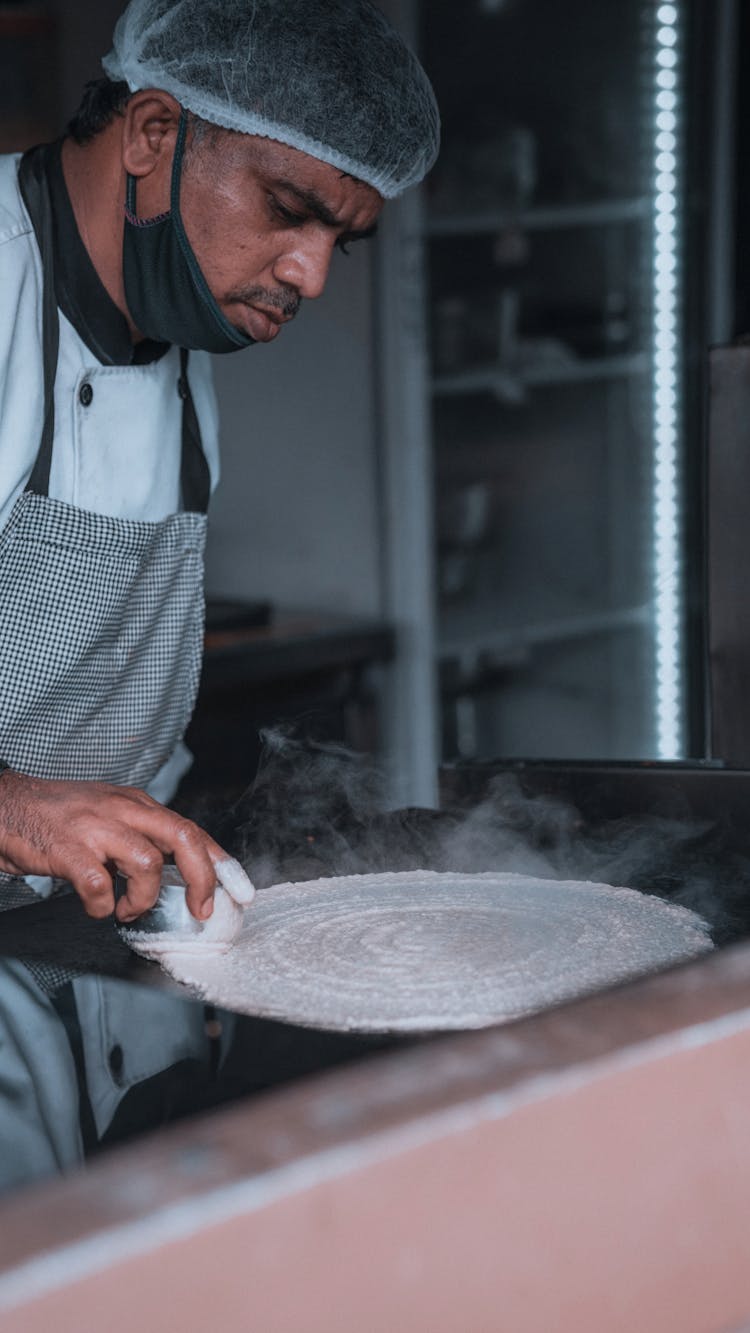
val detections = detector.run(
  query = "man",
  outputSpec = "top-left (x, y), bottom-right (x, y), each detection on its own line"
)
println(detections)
top-left (0, 0), bottom-right (440, 924)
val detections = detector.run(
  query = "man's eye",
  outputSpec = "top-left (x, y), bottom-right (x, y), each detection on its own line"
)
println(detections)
top-left (269, 197), bottom-right (306, 226)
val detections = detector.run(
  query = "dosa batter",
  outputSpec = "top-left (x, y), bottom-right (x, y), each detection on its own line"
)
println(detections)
top-left (122, 870), bottom-right (713, 1032)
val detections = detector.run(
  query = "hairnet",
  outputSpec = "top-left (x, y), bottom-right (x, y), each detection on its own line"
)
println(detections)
top-left (102, 0), bottom-right (440, 198)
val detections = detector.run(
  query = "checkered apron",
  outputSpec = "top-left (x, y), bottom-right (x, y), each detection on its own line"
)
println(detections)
top-left (0, 147), bottom-right (211, 920)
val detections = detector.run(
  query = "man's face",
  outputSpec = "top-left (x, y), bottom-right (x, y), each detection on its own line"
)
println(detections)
top-left (177, 128), bottom-right (384, 343)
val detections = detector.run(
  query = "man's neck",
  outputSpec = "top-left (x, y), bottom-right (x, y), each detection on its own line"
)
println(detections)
top-left (61, 127), bottom-right (139, 340)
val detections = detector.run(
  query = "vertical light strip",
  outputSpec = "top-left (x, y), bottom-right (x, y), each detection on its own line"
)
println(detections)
top-left (651, 1), bottom-right (684, 757)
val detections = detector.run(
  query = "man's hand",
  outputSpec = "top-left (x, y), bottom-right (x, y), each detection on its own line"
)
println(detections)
top-left (0, 770), bottom-right (253, 923)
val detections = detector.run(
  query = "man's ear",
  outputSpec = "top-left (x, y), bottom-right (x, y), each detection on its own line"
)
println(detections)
top-left (122, 90), bottom-right (182, 179)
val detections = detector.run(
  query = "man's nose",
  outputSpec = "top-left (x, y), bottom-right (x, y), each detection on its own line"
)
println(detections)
top-left (272, 233), bottom-right (336, 301)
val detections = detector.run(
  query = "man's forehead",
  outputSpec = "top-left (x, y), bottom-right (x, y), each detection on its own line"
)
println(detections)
top-left (224, 131), bottom-right (383, 211)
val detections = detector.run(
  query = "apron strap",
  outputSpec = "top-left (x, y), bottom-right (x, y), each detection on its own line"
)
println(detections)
top-left (178, 348), bottom-right (211, 514)
top-left (17, 146), bottom-right (210, 516)
top-left (17, 147), bottom-right (59, 498)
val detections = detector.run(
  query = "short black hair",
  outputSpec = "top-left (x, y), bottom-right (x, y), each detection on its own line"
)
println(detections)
top-left (66, 77), bottom-right (131, 144)
top-left (65, 76), bottom-right (218, 151)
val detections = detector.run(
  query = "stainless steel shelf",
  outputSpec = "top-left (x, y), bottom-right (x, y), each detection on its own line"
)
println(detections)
top-left (426, 196), bottom-right (650, 237)
top-left (432, 351), bottom-right (649, 400)
top-left (439, 605), bottom-right (652, 672)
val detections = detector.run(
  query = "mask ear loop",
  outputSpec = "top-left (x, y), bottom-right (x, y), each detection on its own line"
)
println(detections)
top-left (124, 109), bottom-right (179, 226)
top-left (124, 171), bottom-right (172, 226)
top-left (123, 108), bottom-right (188, 223)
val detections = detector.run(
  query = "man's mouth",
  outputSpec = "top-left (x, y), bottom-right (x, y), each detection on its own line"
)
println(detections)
top-left (237, 305), bottom-right (289, 342)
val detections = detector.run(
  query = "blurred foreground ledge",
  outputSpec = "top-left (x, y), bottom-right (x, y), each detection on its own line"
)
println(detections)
top-left (2, 936), bottom-right (750, 1331)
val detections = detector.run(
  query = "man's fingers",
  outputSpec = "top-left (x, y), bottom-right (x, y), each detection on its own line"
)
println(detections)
top-left (170, 820), bottom-right (221, 920)
top-left (211, 855), bottom-right (255, 905)
top-left (105, 803), bottom-right (252, 917)
top-left (82, 823), bottom-right (166, 922)
top-left (115, 786), bottom-right (164, 811)
top-left (84, 802), bottom-right (214, 921)
top-left (63, 855), bottom-right (116, 919)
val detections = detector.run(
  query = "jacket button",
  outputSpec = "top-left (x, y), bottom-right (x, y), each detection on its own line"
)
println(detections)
top-left (79, 382), bottom-right (94, 407)
top-left (177, 377), bottom-right (189, 401)
top-left (108, 1044), bottom-right (124, 1078)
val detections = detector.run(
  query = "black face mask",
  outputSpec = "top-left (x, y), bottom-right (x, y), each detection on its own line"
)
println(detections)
top-left (122, 109), bottom-right (255, 355)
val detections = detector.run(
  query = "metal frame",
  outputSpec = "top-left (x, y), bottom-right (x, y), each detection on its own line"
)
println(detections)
top-left (374, 0), bottom-right (438, 808)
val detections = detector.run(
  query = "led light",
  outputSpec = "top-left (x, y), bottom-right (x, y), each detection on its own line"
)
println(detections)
top-left (656, 130), bottom-right (677, 151)
top-left (656, 417), bottom-right (677, 439)
top-left (659, 401), bottom-right (677, 418)
top-left (658, 266), bottom-right (682, 287)
top-left (655, 261), bottom-right (676, 281)
top-left (650, 0), bottom-right (683, 758)
top-left (655, 336), bottom-right (677, 358)
top-left (656, 170), bottom-right (677, 191)
top-left (655, 214), bottom-right (676, 234)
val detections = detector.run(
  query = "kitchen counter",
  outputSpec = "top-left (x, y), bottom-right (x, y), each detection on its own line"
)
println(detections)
top-left (3, 912), bottom-right (750, 1331)
top-left (201, 608), bottom-right (395, 690)
top-left (3, 763), bottom-right (750, 1327)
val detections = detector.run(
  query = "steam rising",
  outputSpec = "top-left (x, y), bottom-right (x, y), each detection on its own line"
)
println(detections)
top-left (215, 728), bottom-right (750, 945)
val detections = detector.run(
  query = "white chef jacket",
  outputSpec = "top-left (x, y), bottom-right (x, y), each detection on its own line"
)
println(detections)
top-left (0, 962), bottom-right (225, 1191)
top-left (0, 152), bottom-right (236, 1165)
top-left (0, 151), bottom-right (221, 802)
